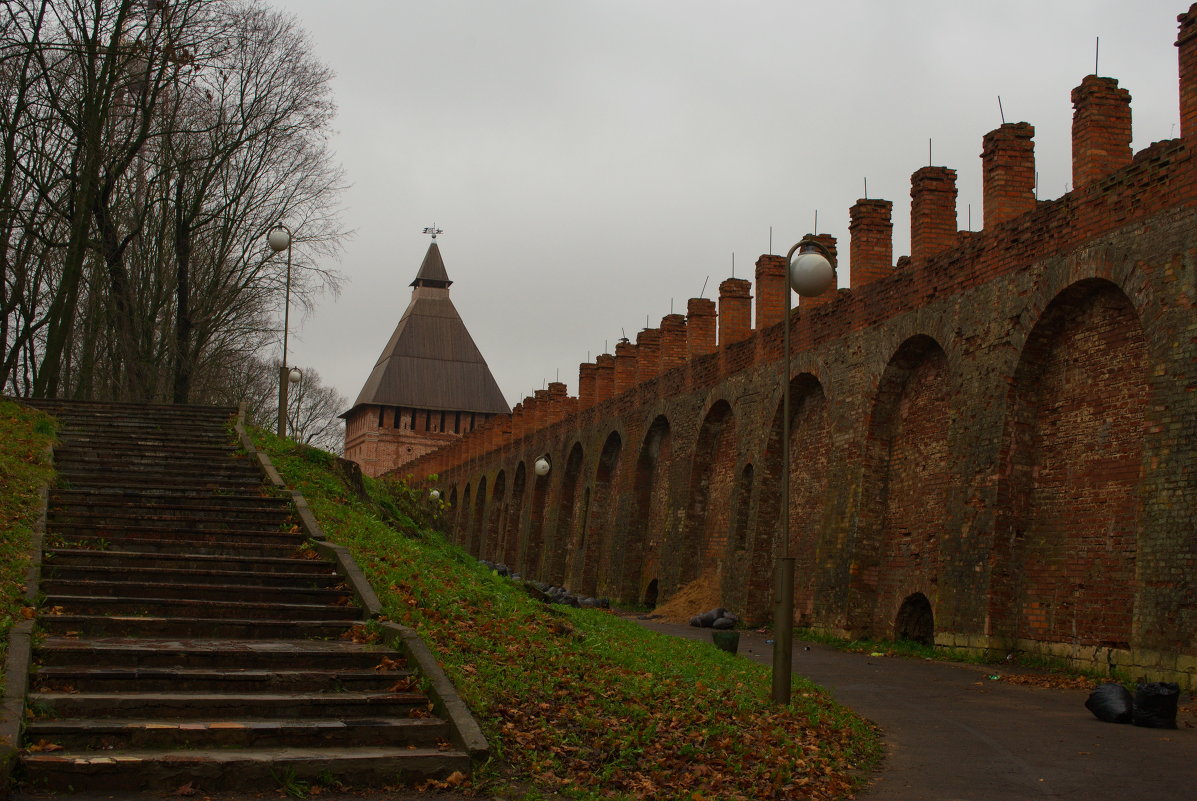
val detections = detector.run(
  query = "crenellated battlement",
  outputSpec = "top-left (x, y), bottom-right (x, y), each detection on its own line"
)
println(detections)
top-left (404, 10), bottom-right (1197, 484)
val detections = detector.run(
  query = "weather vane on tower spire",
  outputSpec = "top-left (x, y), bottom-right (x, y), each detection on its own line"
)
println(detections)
top-left (422, 225), bottom-right (443, 240)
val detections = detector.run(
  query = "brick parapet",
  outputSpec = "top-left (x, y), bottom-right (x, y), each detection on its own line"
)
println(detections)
top-left (686, 298), bottom-right (717, 357)
top-left (595, 353), bottom-right (615, 403)
top-left (1072, 75), bottom-right (1132, 190)
top-left (419, 136), bottom-right (1197, 492)
top-left (849, 198), bottom-right (894, 288)
top-left (660, 314), bottom-right (688, 370)
top-left (614, 339), bottom-right (638, 395)
top-left (577, 363), bottom-right (596, 409)
top-left (982, 122), bottom-right (1037, 228)
top-left (755, 255), bottom-right (787, 329)
top-left (636, 328), bottom-right (662, 382)
top-left (718, 278), bottom-right (752, 346)
top-left (911, 167), bottom-right (958, 264)
top-left (405, 133), bottom-right (1197, 491)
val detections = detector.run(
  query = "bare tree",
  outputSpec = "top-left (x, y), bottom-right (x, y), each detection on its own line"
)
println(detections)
top-left (0, 0), bottom-right (345, 405)
top-left (203, 356), bottom-right (346, 453)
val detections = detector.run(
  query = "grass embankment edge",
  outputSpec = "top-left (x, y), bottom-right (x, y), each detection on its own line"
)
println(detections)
top-left (254, 429), bottom-right (883, 801)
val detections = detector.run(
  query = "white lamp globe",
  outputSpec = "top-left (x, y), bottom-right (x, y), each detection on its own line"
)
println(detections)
top-left (429, 489), bottom-right (441, 501)
top-left (267, 227), bottom-right (291, 253)
top-left (789, 249), bottom-right (835, 297)
top-left (288, 367), bottom-right (302, 384)
top-left (534, 457), bottom-right (550, 476)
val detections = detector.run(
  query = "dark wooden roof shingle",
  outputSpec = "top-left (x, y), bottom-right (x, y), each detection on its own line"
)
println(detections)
top-left (345, 243), bottom-right (509, 416)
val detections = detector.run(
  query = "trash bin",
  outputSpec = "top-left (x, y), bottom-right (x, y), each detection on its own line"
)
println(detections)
top-left (711, 630), bottom-right (740, 655)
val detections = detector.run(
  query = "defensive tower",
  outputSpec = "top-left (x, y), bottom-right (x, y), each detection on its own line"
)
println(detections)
top-left (342, 241), bottom-right (509, 476)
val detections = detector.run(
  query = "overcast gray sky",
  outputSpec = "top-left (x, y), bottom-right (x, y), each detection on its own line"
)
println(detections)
top-left (269, 0), bottom-right (1183, 414)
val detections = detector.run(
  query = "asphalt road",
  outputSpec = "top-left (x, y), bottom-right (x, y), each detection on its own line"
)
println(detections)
top-left (639, 620), bottom-right (1197, 801)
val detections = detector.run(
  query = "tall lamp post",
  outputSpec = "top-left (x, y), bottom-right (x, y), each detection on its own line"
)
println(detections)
top-left (772, 236), bottom-right (837, 705)
top-left (267, 225), bottom-right (300, 437)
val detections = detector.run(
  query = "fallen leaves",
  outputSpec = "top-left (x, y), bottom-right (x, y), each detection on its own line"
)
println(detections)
top-left (26, 739), bottom-right (64, 753)
top-left (340, 624), bottom-right (379, 644)
top-left (999, 673), bottom-right (1097, 691)
top-left (372, 655), bottom-right (405, 671)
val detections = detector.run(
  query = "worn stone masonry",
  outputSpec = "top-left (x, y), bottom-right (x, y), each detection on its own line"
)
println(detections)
top-left (394, 6), bottom-right (1197, 687)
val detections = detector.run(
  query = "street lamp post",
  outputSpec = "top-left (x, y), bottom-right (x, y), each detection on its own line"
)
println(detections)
top-left (772, 236), bottom-right (837, 705)
top-left (267, 225), bottom-right (296, 437)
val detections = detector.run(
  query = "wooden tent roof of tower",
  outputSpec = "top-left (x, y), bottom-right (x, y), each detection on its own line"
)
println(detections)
top-left (344, 241), bottom-right (510, 417)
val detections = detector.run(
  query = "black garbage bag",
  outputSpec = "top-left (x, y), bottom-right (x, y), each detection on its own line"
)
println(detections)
top-left (1133, 682), bottom-right (1180, 729)
top-left (696, 608), bottom-right (726, 627)
top-left (1084, 683), bottom-right (1133, 724)
top-left (711, 616), bottom-right (735, 630)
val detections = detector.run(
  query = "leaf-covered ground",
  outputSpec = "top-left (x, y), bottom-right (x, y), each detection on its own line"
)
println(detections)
top-left (0, 400), bottom-right (56, 685)
top-left (256, 431), bottom-right (881, 800)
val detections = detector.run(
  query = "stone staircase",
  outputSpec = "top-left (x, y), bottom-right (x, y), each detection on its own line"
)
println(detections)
top-left (17, 399), bottom-right (472, 794)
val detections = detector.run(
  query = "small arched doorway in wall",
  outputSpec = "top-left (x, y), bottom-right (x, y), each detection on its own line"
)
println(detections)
top-left (643, 578), bottom-right (660, 609)
top-left (622, 416), bottom-right (671, 605)
top-left (991, 279), bottom-right (1147, 652)
top-left (572, 431), bottom-right (621, 596)
top-left (895, 592), bottom-right (934, 645)
top-left (681, 400), bottom-right (737, 588)
top-left (548, 442), bottom-right (585, 585)
top-left (447, 486), bottom-right (459, 531)
top-left (503, 462), bottom-right (527, 569)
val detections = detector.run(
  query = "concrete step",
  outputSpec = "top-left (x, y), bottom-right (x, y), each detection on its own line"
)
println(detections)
top-left (28, 691), bottom-right (430, 720)
top-left (35, 638), bottom-right (400, 670)
top-left (50, 490), bottom-right (292, 510)
top-left (46, 537), bottom-right (304, 558)
top-left (39, 579), bottom-right (352, 606)
top-left (44, 549), bottom-right (334, 575)
top-left (46, 530), bottom-right (305, 553)
top-left (19, 398), bottom-right (475, 793)
top-left (21, 745), bottom-right (469, 793)
top-left (47, 506), bottom-right (293, 526)
top-left (39, 615), bottom-right (356, 639)
top-left (42, 564), bottom-right (341, 589)
top-left (44, 594), bottom-right (359, 622)
top-left (26, 715), bottom-right (448, 750)
top-left (32, 666), bottom-right (411, 694)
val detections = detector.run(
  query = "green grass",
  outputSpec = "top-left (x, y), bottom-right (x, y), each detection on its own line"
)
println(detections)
top-left (0, 400), bottom-right (56, 684)
top-left (254, 429), bottom-right (882, 801)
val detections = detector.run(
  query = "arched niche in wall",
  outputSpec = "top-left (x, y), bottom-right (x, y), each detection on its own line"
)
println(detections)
top-left (503, 462), bottom-right (527, 570)
top-left (622, 415), bottom-right (672, 605)
top-left (990, 278), bottom-right (1147, 652)
top-left (680, 400), bottom-right (737, 589)
top-left (747, 374), bottom-right (830, 626)
top-left (482, 469), bottom-right (506, 562)
top-left (853, 334), bottom-right (952, 639)
top-left (571, 430), bottom-right (621, 597)
top-left (548, 442), bottom-right (585, 586)
top-left (522, 456), bottom-right (554, 580)
top-left (468, 474), bottom-right (488, 557)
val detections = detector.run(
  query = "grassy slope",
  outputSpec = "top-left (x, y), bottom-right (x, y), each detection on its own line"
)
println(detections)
top-left (256, 430), bottom-right (881, 801)
top-left (0, 401), bottom-right (55, 684)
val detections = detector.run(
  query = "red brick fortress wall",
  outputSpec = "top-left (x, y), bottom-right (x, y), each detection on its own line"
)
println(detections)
top-left (402, 6), bottom-right (1197, 687)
